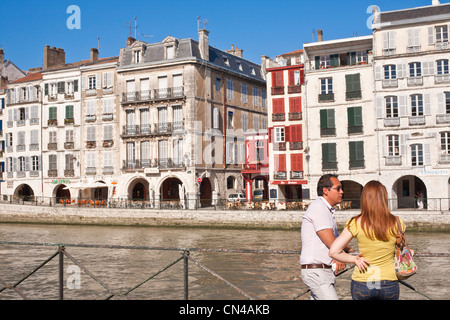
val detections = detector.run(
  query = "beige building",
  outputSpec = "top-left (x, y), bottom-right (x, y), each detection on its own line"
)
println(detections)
top-left (116, 30), bottom-right (266, 208)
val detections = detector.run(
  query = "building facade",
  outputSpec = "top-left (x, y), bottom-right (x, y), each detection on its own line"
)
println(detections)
top-left (116, 31), bottom-right (266, 208)
top-left (373, 0), bottom-right (450, 210)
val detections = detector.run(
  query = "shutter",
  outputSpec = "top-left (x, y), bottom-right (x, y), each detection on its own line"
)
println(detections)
top-left (428, 26), bottom-right (434, 45)
top-left (355, 107), bottom-right (363, 126)
top-left (25, 107), bottom-right (29, 120)
top-left (74, 79), bottom-right (78, 92)
top-left (328, 109), bottom-right (335, 128)
top-left (347, 107), bottom-right (355, 127)
top-left (376, 97), bottom-right (383, 118)
top-left (25, 157), bottom-right (30, 171)
top-left (424, 144), bottom-right (431, 165)
top-left (330, 54), bottom-right (339, 67)
top-left (438, 93), bottom-right (445, 114)
top-left (383, 32), bottom-right (389, 49)
top-left (315, 56), bottom-right (320, 70)
top-left (375, 66), bottom-right (382, 80)
top-left (382, 134), bottom-right (387, 157)
top-left (273, 98), bottom-right (285, 114)
top-left (58, 82), bottom-right (64, 94)
top-left (290, 124), bottom-right (302, 142)
top-left (424, 94), bottom-right (431, 115)
top-left (278, 154), bottom-right (286, 171)
top-left (82, 77), bottom-right (86, 90)
top-left (289, 97), bottom-right (301, 113)
top-left (291, 153), bottom-right (303, 171)
top-left (44, 83), bottom-right (48, 96)
top-left (400, 134), bottom-right (408, 156)
top-left (96, 74), bottom-right (101, 89)
top-left (288, 69), bottom-right (295, 86)
top-left (399, 96), bottom-right (407, 116)
top-left (320, 109), bottom-right (327, 128)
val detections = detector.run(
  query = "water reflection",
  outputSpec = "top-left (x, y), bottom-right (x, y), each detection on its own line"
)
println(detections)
top-left (0, 223), bottom-right (448, 300)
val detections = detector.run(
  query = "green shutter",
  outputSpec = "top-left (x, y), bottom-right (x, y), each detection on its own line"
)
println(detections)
top-left (354, 107), bottom-right (362, 126)
top-left (74, 80), bottom-right (78, 92)
top-left (348, 107), bottom-right (355, 127)
top-left (49, 107), bottom-right (57, 120)
top-left (346, 74), bottom-right (361, 92)
top-left (320, 109), bottom-right (327, 128)
top-left (330, 54), bottom-right (339, 67)
top-left (44, 84), bottom-right (49, 96)
top-left (322, 143), bottom-right (337, 162)
top-left (348, 107), bottom-right (363, 127)
top-left (349, 141), bottom-right (364, 161)
top-left (315, 56), bottom-right (320, 70)
top-left (328, 109), bottom-right (335, 128)
top-left (65, 105), bottom-right (74, 119)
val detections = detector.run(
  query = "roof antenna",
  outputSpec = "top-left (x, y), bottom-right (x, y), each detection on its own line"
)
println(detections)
top-left (197, 16), bottom-right (209, 30)
top-left (139, 33), bottom-right (154, 41)
top-left (125, 16), bottom-right (138, 38)
top-left (97, 37), bottom-right (101, 50)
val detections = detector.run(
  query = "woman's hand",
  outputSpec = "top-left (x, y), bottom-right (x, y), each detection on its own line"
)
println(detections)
top-left (354, 253), bottom-right (370, 271)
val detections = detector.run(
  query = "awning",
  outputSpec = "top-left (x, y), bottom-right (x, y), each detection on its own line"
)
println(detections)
top-left (63, 182), bottom-right (108, 190)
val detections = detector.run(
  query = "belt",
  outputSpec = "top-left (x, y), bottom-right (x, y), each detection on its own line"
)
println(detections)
top-left (301, 264), bottom-right (332, 269)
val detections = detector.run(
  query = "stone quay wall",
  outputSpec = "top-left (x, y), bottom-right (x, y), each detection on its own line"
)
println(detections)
top-left (0, 204), bottom-right (449, 231)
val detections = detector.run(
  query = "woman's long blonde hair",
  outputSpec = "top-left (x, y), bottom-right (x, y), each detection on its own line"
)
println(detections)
top-left (350, 180), bottom-right (397, 241)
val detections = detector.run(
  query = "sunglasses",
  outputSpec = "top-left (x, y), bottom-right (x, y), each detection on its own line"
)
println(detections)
top-left (328, 186), bottom-right (343, 192)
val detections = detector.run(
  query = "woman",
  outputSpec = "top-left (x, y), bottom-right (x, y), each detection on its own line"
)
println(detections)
top-left (329, 180), bottom-right (405, 300)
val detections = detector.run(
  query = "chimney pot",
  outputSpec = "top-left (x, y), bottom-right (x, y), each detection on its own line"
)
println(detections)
top-left (318, 29), bottom-right (323, 42)
top-left (199, 29), bottom-right (210, 61)
top-left (91, 48), bottom-right (99, 62)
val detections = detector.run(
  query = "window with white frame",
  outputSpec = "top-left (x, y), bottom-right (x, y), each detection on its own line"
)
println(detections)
top-left (66, 129), bottom-right (74, 143)
top-left (386, 96), bottom-right (398, 118)
top-left (409, 62), bottom-right (422, 77)
top-left (104, 125), bottom-right (113, 141)
top-left (49, 131), bottom-right (57, 143)
top-left (88, 76), bottom-right (96, 90)
top-left (134, 50), bottom-right (142, 64)
top-left (411, 144), bottom-right (423, 166)
top-left (320, 78), bottom-right (333, 94)
top-left (166, 46), bottom-right (174, 59)
top-left (32, 155), bottom-right (39, 171)
top-left (384, 65), bottom-right (397, 79)
top-left (274, 127), bottom-right (285, 143)
top-left (411, 94), bottom-right (423, 116)
top-left (87, 126), bottom-right (96, 142)
top-left (441, 132), bottom-right (450, 155)
top-left (103, 151), bottom-right (113, 168)
top-left (437, 59), bottom-right (449, 74)
top-left (227, 79), bottom-right (234, 100)
top-left (436, 25), bottom-right (448, 43)
top-left (18, 156), bottom-right (25, 172)
top-left (387, 135), bottom-right (400, 156)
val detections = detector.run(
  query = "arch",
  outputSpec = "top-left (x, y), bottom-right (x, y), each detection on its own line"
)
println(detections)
top-left (127, 178), bottom-right (149, 200)
top-left (160, 177), bottom-right (183, 201)
top-left (199, 178), bottom-right (212, 207)
top-left (341, 180), bottom-right (363, 209)
top-left (14, 184), bottom-right (35, 201)
top-left (392, 175), bottom-right (427, 209)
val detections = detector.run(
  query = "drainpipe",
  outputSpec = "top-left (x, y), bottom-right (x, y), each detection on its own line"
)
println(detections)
top-left (223, 74), bottom-right (227, 169)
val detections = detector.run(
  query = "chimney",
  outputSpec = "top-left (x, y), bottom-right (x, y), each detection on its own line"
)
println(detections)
top-left (0, 76), bottom-right (8, 88)
top-left (226, 44), bottom-right (244, 58)
top-left (127, 37), bottom-right (136, 47)
top-left (44, 45), bottom-right (65, 69)
top-left (90, 48), bottom-right (99, 62)
top-left (432, 0), bottom-right (440, 5)
top-left (317, 29), bottom-right (323, 42)
top-left (0, 49), bottom-right (4, 68)
top-left (198, 29), bottom-right (210, 61)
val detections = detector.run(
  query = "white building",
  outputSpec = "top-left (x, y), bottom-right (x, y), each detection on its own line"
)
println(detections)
top-left (373, 0), bottom-right (450, 210)
top-left (3, 72), bottom-right (43, 199)
top-left (303, 34), bottom-right (378, 205)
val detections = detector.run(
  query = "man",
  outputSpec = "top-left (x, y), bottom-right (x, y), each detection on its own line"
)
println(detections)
top-left (300, 174), bottom-right (351, 300)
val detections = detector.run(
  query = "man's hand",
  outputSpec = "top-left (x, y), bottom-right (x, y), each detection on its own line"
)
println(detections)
top-left (333, 260), bottom-right (346, 274)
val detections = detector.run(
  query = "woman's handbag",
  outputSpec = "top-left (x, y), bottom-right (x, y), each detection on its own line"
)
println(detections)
top-left (394, 217), bottom-right (417, 280)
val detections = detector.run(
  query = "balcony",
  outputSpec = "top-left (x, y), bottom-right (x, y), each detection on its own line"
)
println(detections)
top-left (86, 141), bottom-right (96, 149)
top-left (64, 142), bottom-right (74, 149)
top-left (385, 155), bottom-right (402, 166)
top-left (322, 161), bottom-right (337, 170)
top-left (272, 113), bottom-right (285, 121)
top-left (320, 128), bottom-right (336, 137)
top-left (273, 171), bottom-right (287, 179)
top-left (435, 41), bottom-right (449, 50)
top-left (290, 171), bottom-right (304, 179)
top-left (409, 115), bottom-right (426, 126)
top-left (241, 163), bottom-right (269, 173)
top-left (346, 90), bottom-right (362, 100)
top-left (48, 143), bottom-right (57, 151)
top-left (382, 79), bottom-right (398, 88)
top-left (48, 119), bottom-right (58, 127)
top-left (102, 113), bottom-right (114, 121)
top-left (47, 170), bottom-right (58, 177)
top-left (122, 158), bottom-right (185, 170)
top-left (273, 142), bottom-right (286, 151)
top-left (86, 167), bottom-right (96, 175)
top-left (288, 112), bottom-right (302, 121)
top-left (289, 141), bottom-right (303, 150)
top-left (384, 117), bottom-right (400, 127)
top-left (30, 144), bottom-right (39, 151)
top-left (121, 122), bottom-right (183, 138)
top-left (121, 87), bottom-right (185, 104)
top-left (407, 45), bottom-right (421, 53)
top-left (16, 144), bottom-right (25, 152)
top-left (103, 140), bottom-right (114, 148)
top-left (349, 160), bottom-right (365, 169)
top-left (407, 76), bottom-right (423, 86)
top-left (85, 115), bottom-right (96, 123)
top-left (318, 93), bottom-right (334, 102)
top-left (436, 114), bottom-right (450, 124)
top-left (435, 74), bottom-right (450, 84)
top-left (64, 118), bottom-right (74, 125)
top-left (439, 153), bottom-right (450, 164)
top-left (271, 86), bottom-right (284, 95)
top-left (287, 85), bottom-right (301, 94)
top-left (64, 169), bottom-right (75, 177)
top-left (348, 126), bottom-right (363, 135)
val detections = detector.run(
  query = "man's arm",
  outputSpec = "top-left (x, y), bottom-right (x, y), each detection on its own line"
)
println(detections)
top-left (316, 229), bottom-right (350, 273)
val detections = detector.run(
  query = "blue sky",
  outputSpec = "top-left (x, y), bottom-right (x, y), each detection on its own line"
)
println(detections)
top-left (0, 0), bottom-right (446, 72)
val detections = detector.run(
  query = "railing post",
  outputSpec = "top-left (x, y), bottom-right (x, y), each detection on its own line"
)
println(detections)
top-left (183, 250), bottom-right (189, 300)
top-left (59, 246), bottom-right (64, 300)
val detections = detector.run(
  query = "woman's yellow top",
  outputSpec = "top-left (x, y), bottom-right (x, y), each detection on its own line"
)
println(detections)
top-left (346, 217), bottom-right (405, 282)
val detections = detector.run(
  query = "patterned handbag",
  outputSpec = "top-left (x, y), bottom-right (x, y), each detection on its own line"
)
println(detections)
top-left (394, 217), bottom-right (417, 280)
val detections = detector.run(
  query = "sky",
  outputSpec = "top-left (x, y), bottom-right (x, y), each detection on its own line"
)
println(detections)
top-left (0, 0), bottom-right (447, 72)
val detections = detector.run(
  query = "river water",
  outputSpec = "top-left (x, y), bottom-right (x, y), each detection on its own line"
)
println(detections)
top-left (0, 223), bottom-right (448, 300)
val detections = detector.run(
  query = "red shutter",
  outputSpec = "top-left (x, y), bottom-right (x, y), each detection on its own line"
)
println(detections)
top-left (275, 154), bottom-right (286, 171)
top-left (289, 97), bottom-right (302, 113)
top-left (300, 69), bottom-right (305, 85)
top-left (272, 98), bottom-right (285, 114)
top-left (272, 71), bottom-right (284, 87)
top-left (291, 153), bottom-right (303, 171)
top-left (290, 124), bottom-right (303, 142)
top-left (288, 69), bottom-right (295, 86)
top-left (284, 125), bottom-right (290, 143)
top-left (268, 127), bottom-right (274, 143)
top-left (246, 140), bottom-right (255, 163)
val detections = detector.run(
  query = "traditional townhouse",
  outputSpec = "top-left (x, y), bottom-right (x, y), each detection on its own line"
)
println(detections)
top-left (116, 30), bottom-right (266, 208)
top-left (303, 34), bottom-right (378, 205)
top-left (0, 88), bottom-right (6, 180)
top-left (264, 54), bottom-right (307, 203)
top-left (3, 72), bottom-right (43, 199)
top-left (78, 50), bottom-right (119, 202)
top-left (372, 0), bottom-right (450, 210)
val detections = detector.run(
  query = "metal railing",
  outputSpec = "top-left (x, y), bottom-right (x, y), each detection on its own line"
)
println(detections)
top-left (1, 196), bottom-right (449, 212)
top-left (1, 241), bottom-right (446, 300)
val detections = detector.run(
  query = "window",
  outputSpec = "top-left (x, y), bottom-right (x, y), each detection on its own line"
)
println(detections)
top-left (409, 62), bottom-right (422, 77)
top-left (262, 90), bottom-right (266, 109)
top-left (347, 106), bottom-right (363, 133)
top-left (320, 78), bottom-right (333, 94)
top-left (320, 109), bottom-right (336, 136)
top-left (87, 127), bottom-right (96, 142)
top-left (411, 144), bottom-right (423, 166)
top-left (384, 65), bottom-right (397, 79)
top-left (227, 111), bottom-right (234, 129)
top-left (437, 59), bottom-right (449, 75)
top-left (274, 154), bottom-right (286, 173)
top-left (256, 140), bottom-right (265, 162)
top-left (215, 78), bottom-right (221, 91)
top-left (446, 93), bottom-right (450, 114)
top-left (104, 125), bottom-right (113, 141)
top-left (236, 61), bottom-right (242, 71)
top-left (88, 76), bottom-right (96, 90)
top-left (7, 133), bottom-right (13, 147)
top-left (49, 106), bottom-right (57, 120)
top-left (385, 96), bottom-right (398, 118)
top-left (272, 71), bottom-right (284, 94)
top-left (65, 105), bottom-right (74, 121)
top-left (134, 50), bottom-right (141, 64)
top-left (103, 72), bottom-right (113, 89)
top-left (49, 131), bottom-right (57, 143)
top-left (253, 88), bottom-right (259, 106)
top-left (213, 107), bottom-right (220, 129)
top-left (357, 51), bottom-right (368, 64)
top-left (387, 135), bottom-right (400, 156)
top-left (242, 113), bottom-right (248, 132)
top-left (441, 132), bottom-right (450, 154)
top-left (227, 79), bottom-right (234, 100)
top-left (411, 94), bottom-right (423, 116)
top-left (274, 127), bottom-right (285, 143)
top-left (103, 151), bottom-right (113, 169)
top-left (66, 130), bottom-right (74, 143)
top-left (436, 25), bottom-right (448, 43)
top-left (322, 143), bottom-right (337, 170)
top-left (345, 73), bottom-right (361, 99)
top-left (86, 101), bottom-right (96, 116)
top-left (32, 156), bottom-right (39, 171)
top-left (291, 154), bottom-right (303, 173)
top-left (65, 154), bottom-right (74, 171)
top-left (166, 46), bottom-right (174, 59)
top-left (241, 84), bottom-right (247, 104)
top-left (383, 31), bottom-right (396, 55)
top-left (349, 141), bottom-right (365, 168)
top-left (49, 154), bottom-right (57, 171)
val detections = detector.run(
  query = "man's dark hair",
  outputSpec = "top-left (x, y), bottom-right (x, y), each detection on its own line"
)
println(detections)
top-left (317, 174), bottom-right (339, 196)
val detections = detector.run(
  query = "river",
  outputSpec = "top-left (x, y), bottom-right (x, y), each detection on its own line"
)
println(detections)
top-left (0, 223), bottom-right (448, 300)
